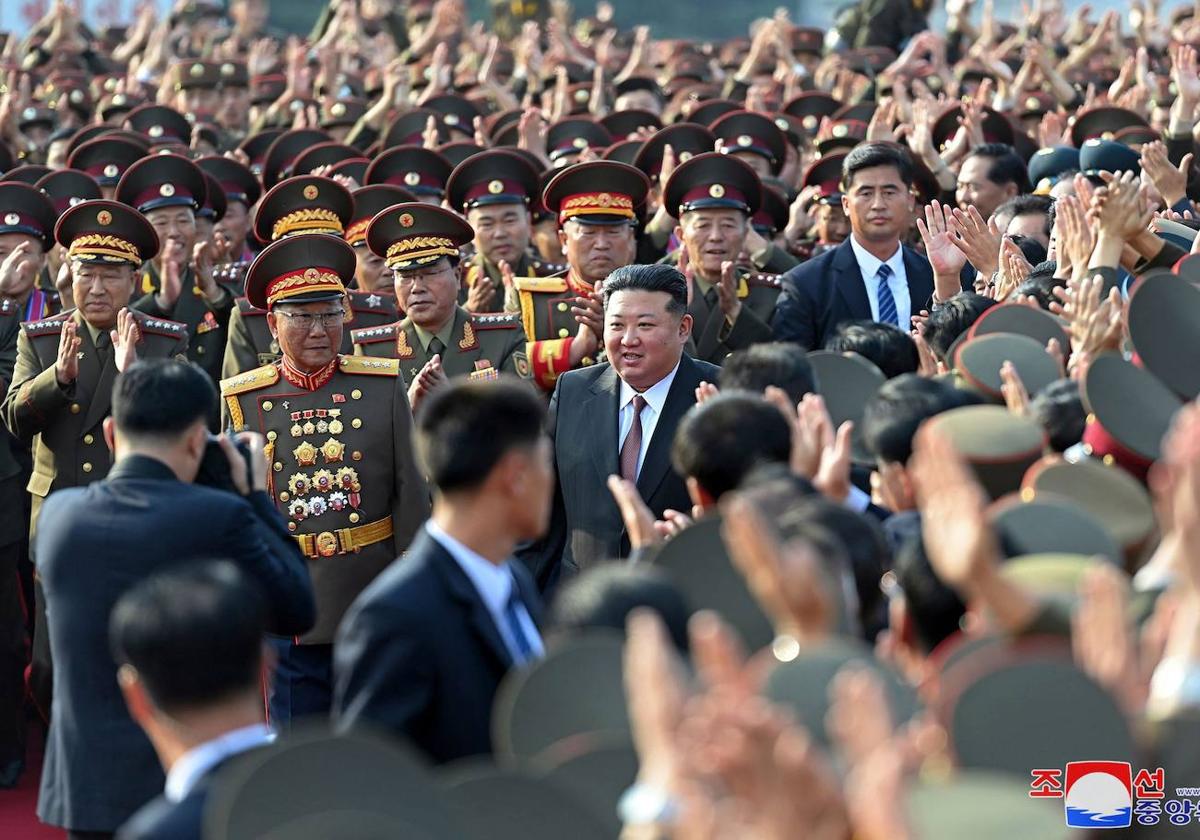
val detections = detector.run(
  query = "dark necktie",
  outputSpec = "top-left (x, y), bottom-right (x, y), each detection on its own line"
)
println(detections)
top-left (876, 263), bottom-right (899, 326)
top-left (428, 337), bottom-right (445, 357)
top-left (620, 395), bottom-right (647, 482)
top-left (703, 285), bottom-right (718, 310)
top-left (503, 586), bottom-right (537, 665)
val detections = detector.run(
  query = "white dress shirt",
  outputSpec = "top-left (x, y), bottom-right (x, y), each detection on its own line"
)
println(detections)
top-left (848, 235), bottom-right (910, 328)
top-left (426, 520), bottom-right (543, 664)
top-left (165, 723), bottom-right (274, 803)
top-left (617, 361), bottom-right (681, 480)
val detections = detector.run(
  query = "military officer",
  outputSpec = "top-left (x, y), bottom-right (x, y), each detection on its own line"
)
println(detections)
top-left (513, 161), bottom-right (650, 389)
top-left (115, 154), bottom-right (235, 386)
top-left (444, 149), bottom-right (565, 314)
top-left (346, 184), bottom-right (415, 295)
top-left (34, 169), bottom-right (104, 307)
top-left (0, 183), bottom-right (61, 321)
top-left (1, 200), bottom-right (187, 718)
top-left (660, 152), bottom-right (781, 363)
top-left (221, 176), bottom-right (399, 378)
top-left (219, 232), bottom-right (428, 725)
top-left (352, 203), bottom-right (530, 409)
top-left (197, 154), bottom-right (263, 289)
top-left (364, 146), bottom-right (453, 207)
top-left (65, 136), bottom-right (147, 200)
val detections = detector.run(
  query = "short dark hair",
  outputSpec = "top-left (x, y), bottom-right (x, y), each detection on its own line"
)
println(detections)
top-left (718, 342), bottom-right (816, 403)
top-left (1007, 234), bottom-right (1047, 267)
top-left (602, 263), bottom-right (688, 316)
top-left (671, 393), bottom-right (793, 500)
top-left (1030, 378), bottom-right (1085, 453)
top-left (549, 564), bottom-right (690, 653)
top-left (109, 561), bottom-right (266, 713)
top-left (415, 379), bottom-right (546, 493)
top-left (995, 194), bottom-right (1052, 236)
top-left (921, 292), bottom-right (997, 362)
top-left (112, 359), bottom-right (217, 439)
top-left (1009, 260), bottom-right (1058, 309)
top-left (894, 535), bottom-right (966, 653)
top-left (861, 374), bottom-right (979, 464)
top-left (965, 143), bottom-right (1032, 194)
top-left (825, 320), bottom-right (919, 379)
top-left (842, 142), bottom-right (914, 190)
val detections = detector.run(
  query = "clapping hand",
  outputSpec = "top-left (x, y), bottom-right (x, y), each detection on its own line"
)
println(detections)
top-left (407, 354), bottom-right (447, 412)
top-left (110, 308), bottom-right (141, 373)
top-left (54, 317), bottom-right (81, 386)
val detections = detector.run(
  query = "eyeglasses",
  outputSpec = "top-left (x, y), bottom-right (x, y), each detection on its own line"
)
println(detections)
top-left (275, 310), bottom-right (345, 329)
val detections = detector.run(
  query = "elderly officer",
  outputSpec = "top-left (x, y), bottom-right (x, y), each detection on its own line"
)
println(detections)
top-left (1, 199), bottom-right (187, 719)
top-left (351, 203), bottom-right (530, 411)
top-left (661, 152), bottom-right (781, 363)
top-left (444, 149), bottom-right (565, 314)
top-left (219, 232), bottom-right (429, 726)
top-left (512, 160), bottom-right (650, 390)
top-left (220, 176), bottom-right (399, 378)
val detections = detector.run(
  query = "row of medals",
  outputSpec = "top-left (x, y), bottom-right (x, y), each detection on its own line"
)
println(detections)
top-left (284, 407), bottom-right (362, 524)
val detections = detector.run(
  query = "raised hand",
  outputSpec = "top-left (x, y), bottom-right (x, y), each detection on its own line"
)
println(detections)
top-left (915, 200), bottom-right (967, 299)
top-left (55, 317), bottom-right (81, 386)
top-left (0, 240), bottom-right (38, 297)
top-left (607, 475), bottom-right (661, 549)
top-left (1140, 140), bottom-right (1193, 209)
top-left (571, 289), bottom-right (604, 342)
top-left (949, 205), bottom-right (1002, 277)
top-left (994, 236), bottom-right (1032, 299)
top-left (110, 307), bottom-right (141, 373)
top-left (715, 260), bottom-right (741, 323)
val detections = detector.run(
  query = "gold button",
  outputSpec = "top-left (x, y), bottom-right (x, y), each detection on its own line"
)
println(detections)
top-left (557, 302), bottom-right (569, 312)
top-left (558, 328), bottom-right (569, 338)
top-left (351, 389), bottom-right (362, 400)
top-left (70, 403), bottom-right (81, 414)
top-left (287, 522), bottom-right (297, 532)
top-left (352, 451), bottom-right (362, 461)
top-left (83, 434), bottom-right (93, 444)
top-left (267, 431), bottom-right (277, 441)
top-left (197, 346), bottom-right (205, 355)
top-left (82, 462), bottom-right (92, 473)
top-left (273, 462), bottom-right (283, 472)
top-left (352, 418), bottom-right (362, 429)
top-left (279, 491), bottom-right (290, 502)
top-left (263, 400), bottom-right (274, 411)
top-left (349, 512), bottom-right (360, 523)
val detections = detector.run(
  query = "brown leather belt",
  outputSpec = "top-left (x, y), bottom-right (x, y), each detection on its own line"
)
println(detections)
top-left (294, 516), bottom-right (393, 559)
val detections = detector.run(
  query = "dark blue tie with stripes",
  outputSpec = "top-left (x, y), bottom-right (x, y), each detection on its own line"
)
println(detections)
top-left (876, 263), bottom-right (898, 326)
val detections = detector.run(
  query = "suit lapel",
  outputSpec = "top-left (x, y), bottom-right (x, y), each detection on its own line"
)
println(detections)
top-left (427, 531), bottom-right (515, 669)
top-left (587, 366), bottom-right (621, 481)
top-left (833, 240), bottom-right (873, 320)
top-left (636, 356), bottom-right (696, 501)
top-left (902, 246), bottom-right (934, 310)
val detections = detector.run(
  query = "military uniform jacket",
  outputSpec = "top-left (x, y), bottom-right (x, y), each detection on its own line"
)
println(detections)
top-left (134, 263), bottom-right (236, 385)
top-left (220, 355), bottom-right (430, 643)
top-left (458, 251), bottom-right (566, 311)
top-left (509, 271), bottom-right (599, 390)
top-left (1, 309), bottom-right (188, 528)
top-left (352, 305), bottom-right (531, 383)
top-left (682, 269), bottom-right (781, 364)
top-left (221, 291), bottom-right (399, 380)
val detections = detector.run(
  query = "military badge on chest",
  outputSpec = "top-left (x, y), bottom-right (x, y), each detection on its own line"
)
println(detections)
top-left (277, 399), bottom-right (364, 530)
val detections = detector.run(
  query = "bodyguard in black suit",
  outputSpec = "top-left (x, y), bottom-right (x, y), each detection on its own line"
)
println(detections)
top-left (334, 380), bottom-right (550, 764)
top-left (35, 360), bottom-right (313, 837)
top-left (771, 144), bottom-right (936, 350)
top-left (518, 264), bottom-right (720, 589)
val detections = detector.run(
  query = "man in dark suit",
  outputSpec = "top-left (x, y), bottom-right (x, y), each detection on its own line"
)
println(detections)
top-left (114, 562), bottom-right (275, 840)
top-left (519, 263), bottom-right (720, 589)
top-left (333, 379), bottom-right (549, 764)
top-left (35, 359), bottom-right (314, 838)
top-left (771, 144), bottom-right (938, 351)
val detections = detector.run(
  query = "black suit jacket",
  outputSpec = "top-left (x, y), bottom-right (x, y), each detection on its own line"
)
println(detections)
top-left (770, 239), bottom-right (934, 350)
top-left (518, 354), bottom-right (721, 589)
top-left (333, 528), bottom-right (543, 764)
top-left (35, 456), bottom-right (314, 832)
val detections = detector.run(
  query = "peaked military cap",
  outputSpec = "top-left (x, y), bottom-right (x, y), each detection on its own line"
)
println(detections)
top-left (710, 110), bottom-right (788, 174)
top-left (244, 232), bottom-right (355, 310)
top-left (0, 182), bottom-right (57, 249)
top-left (1080, 352), bottom-right (1182, 479)
top-left (446, 149), bottom-right (540, 213)
top-left (546, 117), bottom-right (614, 163)
top-left (55, 199), bottom-right (159, 266)
top-left (195, 155), bottom-right (262, 208)
top-left (66, 136), bottom-right (147, 187)
top-left (124, 103), bottom-right (192, 147)
top-left (632, 123), bottom-right (717, 182)
top-left (346, 185), bottom-right (417, 247)
top-left (599, 109), bottom-right (663, 141)
top-left (261, 128), bottom-right (334, 189)
top-left (1070, 106), bottom-right (1151, 147)
top-left (1026, 145), bottom-right (1080, 194)
top-left (782, 91), bottom-right (843, 134)
top-left (253, 175), bottom-right (353, 243)
top-left (663, 150), bottom-right (762, 217)
top-left (291, 141), bottom-right (365, 177)
top-left (801, 152), bottom-right (847, 204)
top-left (1, 165), bottom-right (51, 185)
top-left (382, 108), bottom-right (452, 149)
top-left (542, 160), bottom-right (650, 225)
top-left (364, 145), bottom-right (452, 197)
top-left (365, 202), bottom-right (473, 271)
top-left (1078, 138), bottom-right (1140, 179)
top-left (1127, 271), bottom-right (1200, 400)
top-left (437, 140), bottom-right (485, 169)
top-left (35, 168), bottom-right (102, 215)
top-left (116, 154), bottom-right (207, 214)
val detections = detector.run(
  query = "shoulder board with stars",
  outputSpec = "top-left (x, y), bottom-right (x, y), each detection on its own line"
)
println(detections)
top-left (236, 297), bottom-right (268, 316)
top-left (470, 311), bottom-right (523, 330)
top-left (348, 290), bottom-right (397, 314)
top-left (350, 323), bottom-right (399, 345)
top-left (746, 273), bottom-right (782, 289)
top-left (219, 363), bottom-right (280, 397)
top-left (132, 312), bottom-right (188, 337)
top-left (20, 313), bottom-right (71, 337)
top-left (513, 276), bottom-right (569, 294)
top-left (531, 257), bottom-right (568, 275)
top-left (338, 354), bottom-right (400, 376)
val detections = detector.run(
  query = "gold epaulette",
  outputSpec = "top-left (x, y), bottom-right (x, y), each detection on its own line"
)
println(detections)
top-left (235, 297), bottom-right (267, 316)
top-left (470, 311), bottom-right (523, 330)
top-left (337, 354), bottom-right (400, 376)
top-left (220, 363), bottom-right (280, 397)
top-left (350, 324), bottom-right (399, 344)
top-left (513, 276), bottom-right (569, 294)
top-left (133, 312), bottom-right (188, 338)
top-left (20, 313), bottom-right (70, 336)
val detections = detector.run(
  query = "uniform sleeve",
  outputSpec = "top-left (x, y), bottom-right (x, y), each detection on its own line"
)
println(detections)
top-left (719, 301), bottom-right (775, 352)
top-left (2, 331), bottom-right (69, 441)
top-left (391, 375), bottom-right (431, 555)
top-left (221, 309), bottom-right (263, 379)
top-left (527, 337), bottom-right (573, 391)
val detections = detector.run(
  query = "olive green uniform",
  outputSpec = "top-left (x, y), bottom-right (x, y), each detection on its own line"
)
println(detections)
top-left (683, 269), bottom-right (781, 364)
top-left (133, 262), bottom-right (235, 385)
top-left (459, 250), bottom-right (566, 311)
top-left (219, 355), bottom-right (430, 643)
top-left (352, 306), bottom-right (531, 383)
top-left (221, 290), bottom-right (399, 379)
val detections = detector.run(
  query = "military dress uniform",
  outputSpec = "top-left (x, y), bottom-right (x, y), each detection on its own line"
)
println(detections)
top-left (0, 200), bottom-right (186, 720)
top-left (219, 232), bottom-right (428, 725)
top-left (0, 182), bottom-right (63, 322)
top-left (460, 250), bottom-right (566, 310)
top-left (197, 154), bottom-right (265, 294)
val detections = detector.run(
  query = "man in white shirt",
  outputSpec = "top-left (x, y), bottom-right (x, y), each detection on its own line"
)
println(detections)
top-left (333, 380), bottom-right (550, 763)
top-left (114, 562), bottom-right (276, 840)
top-left (517, 264), bottom-right (721, 590)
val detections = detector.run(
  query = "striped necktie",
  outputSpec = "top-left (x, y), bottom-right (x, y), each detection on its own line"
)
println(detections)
top-left (876, 263), bottom-right (898, 327)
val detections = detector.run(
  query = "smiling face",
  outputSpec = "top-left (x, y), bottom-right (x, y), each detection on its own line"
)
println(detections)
top-left (956, 154), bottom-right (1016, 220)
top-left (604, 288), bottom-right (692, 391)
top-left (146, 206), bottom-right (198, 265)
top-left (468, 202), bottom-right (532, 266)
top-left (72, 261), bottom-right (136, 329)
top-left (841, 164), bottom-right (914, 246)
top-left (677, 208), bottom-right (749, 281)
top-left (267, 300), bottom-right (344, 371)
top-left (558, 220), bottom-right (637, 287)
top-left (394, 257), bottom-right (459, 333)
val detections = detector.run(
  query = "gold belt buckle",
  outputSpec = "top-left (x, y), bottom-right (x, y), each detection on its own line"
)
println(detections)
top-left (315, 531), bottom-right (339, 558)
